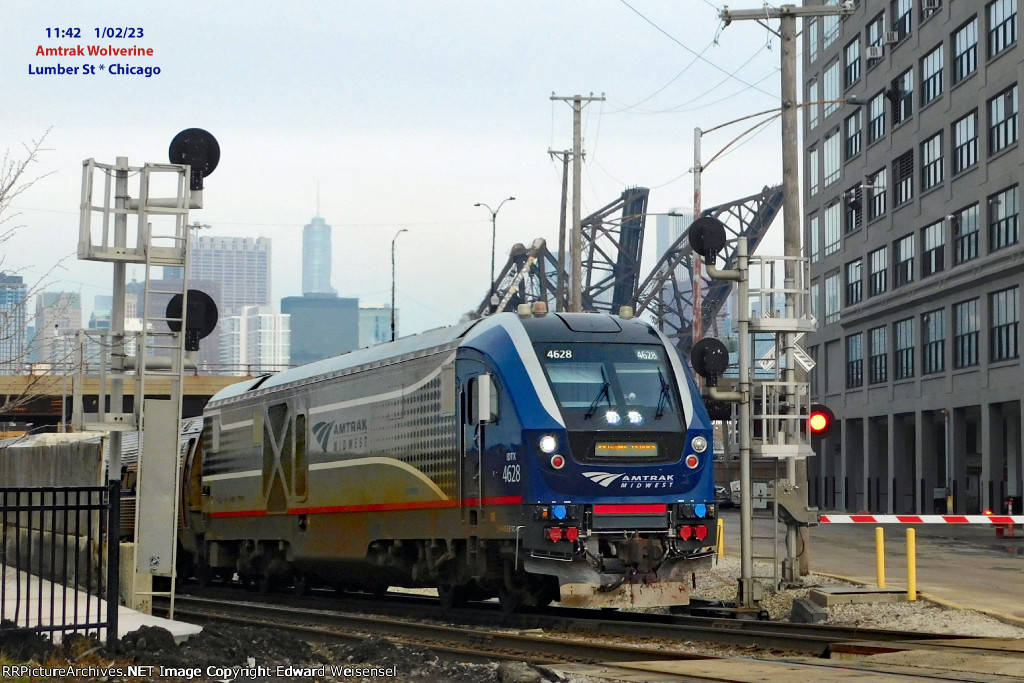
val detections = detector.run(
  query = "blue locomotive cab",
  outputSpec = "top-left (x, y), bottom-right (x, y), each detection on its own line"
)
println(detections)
top-left (462, 311), bottom-right (717, 608)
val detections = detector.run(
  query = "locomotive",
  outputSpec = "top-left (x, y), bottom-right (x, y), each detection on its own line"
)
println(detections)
top-left (178, 305), bottom-right (718, 609)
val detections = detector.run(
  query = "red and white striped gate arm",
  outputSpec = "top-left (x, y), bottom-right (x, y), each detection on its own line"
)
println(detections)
top-left (818, 514), bottom-right (1024, 524)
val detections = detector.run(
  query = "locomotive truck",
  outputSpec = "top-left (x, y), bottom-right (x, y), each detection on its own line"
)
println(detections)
top-left (178, 306), bottom-right (718, 610)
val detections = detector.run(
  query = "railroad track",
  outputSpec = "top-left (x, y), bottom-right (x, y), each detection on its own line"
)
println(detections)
top-left (156, 592), bottom-right (1024, 682)
top-left (167, 585), bottom-right (969, 656)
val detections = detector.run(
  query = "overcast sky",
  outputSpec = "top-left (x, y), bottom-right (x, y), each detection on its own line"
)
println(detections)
top-left (3, 1), bottom-right (790, 336)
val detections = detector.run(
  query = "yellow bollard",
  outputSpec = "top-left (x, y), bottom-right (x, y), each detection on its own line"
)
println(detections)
top-left (717, 517), bottom-right (725, 558)
top-left (907, 528), bottom-right (917, 601)
top-left (875, 526), bottom-right (886, 588)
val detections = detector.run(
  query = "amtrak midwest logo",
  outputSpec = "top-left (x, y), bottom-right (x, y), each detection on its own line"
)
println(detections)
top-left (312, 419), bottom-right (368, 451)
top-left (582, 471), bottom-right (675, 489)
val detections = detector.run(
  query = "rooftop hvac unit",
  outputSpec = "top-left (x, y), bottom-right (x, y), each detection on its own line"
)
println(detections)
top-left (883, 31), bottom-right (900, 44)
top-left (866, 45), bottom-right (884, 59)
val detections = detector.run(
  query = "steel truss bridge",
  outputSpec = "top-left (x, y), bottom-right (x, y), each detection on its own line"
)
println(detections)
top-left (476, 184), bottom-right (784, 356)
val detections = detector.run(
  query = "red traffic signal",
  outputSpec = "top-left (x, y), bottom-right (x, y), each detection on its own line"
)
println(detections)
top-left (808, 404), bottom-right (835, 438)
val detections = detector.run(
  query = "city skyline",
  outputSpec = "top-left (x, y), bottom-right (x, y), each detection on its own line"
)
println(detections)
top-left (3, 2), bottom-right (790, 338)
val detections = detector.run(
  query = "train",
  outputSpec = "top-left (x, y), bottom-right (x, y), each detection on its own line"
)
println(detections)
top-left (178, 305), bottom-right (718, 610)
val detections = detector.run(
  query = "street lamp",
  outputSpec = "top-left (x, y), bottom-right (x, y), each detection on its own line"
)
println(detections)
top-left (391, 229), bottom-right (408, 342)
top-left (474, 197), bottom-right (516, 300)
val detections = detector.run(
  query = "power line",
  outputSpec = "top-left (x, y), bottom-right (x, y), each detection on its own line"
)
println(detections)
top-left (616, 0), bottom-right (776, 99)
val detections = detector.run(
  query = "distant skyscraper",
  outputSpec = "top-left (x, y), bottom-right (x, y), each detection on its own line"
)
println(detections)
top-left (359, 305), bottom-right (394, 348)
top-left (0, 274), bottom-right (28, 374)
top-left (303, 215), bottom-right (336, 296)
top-left (655, 208), bottom-right (694, 258)
top-left (281, 295), bottom-right (359, 365)
top-left (219, 306), bottom-right (290, 375)
top-left (191, 236), bottom-right (271, 315)
top-left (35, 291), bottom-right (82, 367)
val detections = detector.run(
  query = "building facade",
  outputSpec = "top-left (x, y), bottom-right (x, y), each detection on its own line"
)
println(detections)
top-left (302, 215), bottom-right (336, 296)
top-left (280, 295), bottom-right (359, 365)
top-left (359, 305), bottom-right (394, 348)
top-left (803, 0), bottom-right (1021, 515)
top-left (35, 292), bottom-right (82, 368)
top-left (190, 236), bottom-right (271, 316)
top-left (0, 274), bottom-right (28, 374)
top-left (218, 306), bottom-right (290, 375)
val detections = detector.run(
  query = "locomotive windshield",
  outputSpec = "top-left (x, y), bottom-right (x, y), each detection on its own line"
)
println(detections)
top-left (536, 343), bottom-right (684, 434)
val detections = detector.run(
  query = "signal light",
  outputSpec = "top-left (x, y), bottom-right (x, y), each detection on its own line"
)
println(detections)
top-left (807, 403), bottom-right (835, 439)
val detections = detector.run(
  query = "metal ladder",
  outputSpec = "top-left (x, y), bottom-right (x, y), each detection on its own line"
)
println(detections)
top-left (750, 459), bottom-right (782, 591)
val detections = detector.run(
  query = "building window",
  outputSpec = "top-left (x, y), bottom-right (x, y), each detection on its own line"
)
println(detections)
top-left (846, 332), bottom-right (864, 388)
top-left (922, 309), bottom-right (945, 374)
top-left (869, 246), bottom-right (888, 296)
top-left (953, 298), bottom-right (980, 368)
top-left (895, 318), bottom-right (914, 379)
top-left (893, 150), bottom-right (914, 206)
top-left (844, 110), bottom-right (862, 160)
top-left (824, 61), bottom-right (841, 117)
top-left (920, 44), bottom-right (944, 105)
top-left (953, 17), bottom-right (979, 83)
top-left (868, 91), bottom-right (886, 143)
top-left (921, 132), bottom-right (943, 191)
top-left (869, 326), bottom-right (888, 384)
top-left (988, 0), bottom-right (1018, 58)
top-left (808, 80), bottom-right (819, 130)
top-left (825, 271), bottom-right (841, 325)
top-left (953, 110), bottom-right (978, 174)
top-left (845, 37), bottom-right (861, 88)
top-left (808, 146), bottom-right (819, 196)
top-left (867, 13), bottom-right (885, 69)
top-left (844, 185), bottom-right (863, 233)
top-left (989, 185), bottom-right (1019, 251)
top-left (867, 168), bottom-right (887, 220)
top-left (894, 233), bottom-right (915, 287)
top-left (824, 132), bottom-right (841, 185)
top-left (892, 0), bottom-right (912, 39)
top-left (954, 203), bottom-right (980, 264)
top-left (808, 17), bottom-right (819, 63)
top-left (824, 201), bottom-right (841, 256)
top-left (846, 258), bottom-right (863, 305)
top-left (891, 69), bottom-right (914, 126)
top-left (991, 286), bottom-right (1019, 361)
top-left (809, 212), bottom-right (820, 263)
top-left (824, 12), bottom-right (840, 48)
top-left (810, 281), bottom-right (820, 319)
top-left (989, 84), bottom-right (1018, 154)
top-left (921, 221), bottom-right (945, 277)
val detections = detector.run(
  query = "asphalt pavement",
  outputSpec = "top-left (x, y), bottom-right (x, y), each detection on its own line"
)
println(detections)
top-left (717, 507), bottom-right (1024, 624)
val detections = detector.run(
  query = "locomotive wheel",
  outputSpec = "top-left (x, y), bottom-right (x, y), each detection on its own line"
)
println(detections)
top-left (291, 573), bottom-right (309, 596)
top-left (498, 586), bottom-right (524, 613)
top-left (257, 575), bottom-right (272, 594)
top-left (437, 583), bottom-right (468, 610)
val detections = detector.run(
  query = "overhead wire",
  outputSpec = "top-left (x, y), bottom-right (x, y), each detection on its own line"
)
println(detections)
top-left (616, 0), bottom-right (777, 99)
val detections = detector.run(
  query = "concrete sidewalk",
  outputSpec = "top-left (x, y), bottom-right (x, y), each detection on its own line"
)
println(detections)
top-left (3, 566), bottom-right (202, 643)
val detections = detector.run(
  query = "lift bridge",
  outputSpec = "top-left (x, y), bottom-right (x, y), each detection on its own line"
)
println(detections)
top-left (476, 184), bottom-right (784, 356)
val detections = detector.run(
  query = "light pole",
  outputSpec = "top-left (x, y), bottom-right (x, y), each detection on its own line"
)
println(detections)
top-left (474, 197), bottom-right (515, 302)
top-left (391, 229), bottom-right (407, 342)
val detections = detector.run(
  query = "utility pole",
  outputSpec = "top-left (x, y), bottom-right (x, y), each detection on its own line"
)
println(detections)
top-left (720, 2), bottom-right (855, 588)
top-left (550, 93), bottom-right (605, 312)
top-left (547, 149), bottom-right (571, 312)
top-left (693, 128), bottom-right (704, 344)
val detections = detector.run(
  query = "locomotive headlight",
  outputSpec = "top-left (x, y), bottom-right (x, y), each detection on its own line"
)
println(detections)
top-left (627, 410), bottom-right (643, 425)
top-left (605, 410), bottom-right (621, 425)
top-left (691, 436), bottom-right (708, 453)
top-left (539, 435), bottom-right (558, 453)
